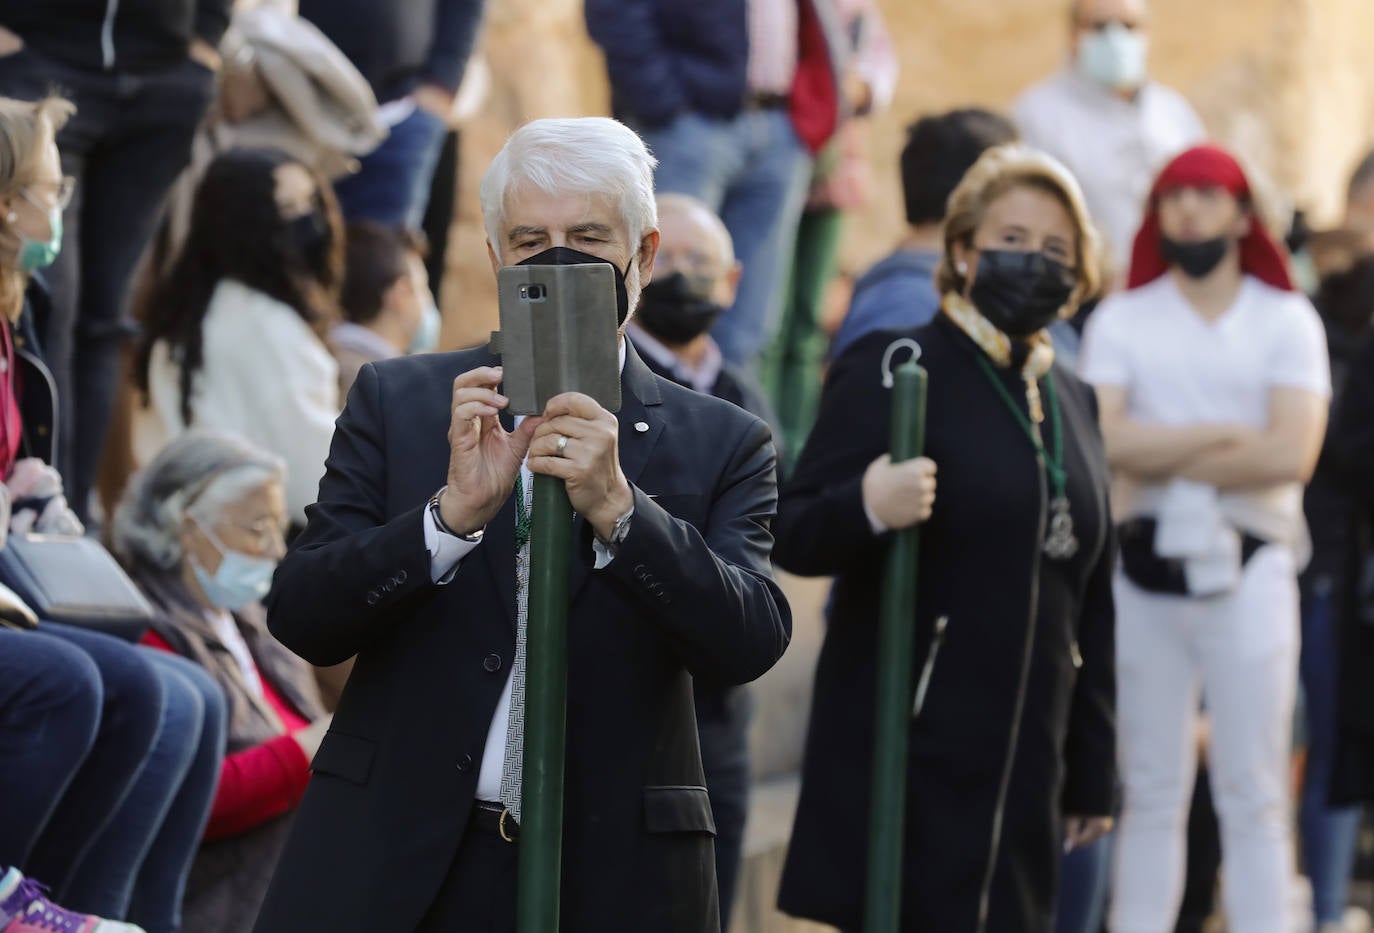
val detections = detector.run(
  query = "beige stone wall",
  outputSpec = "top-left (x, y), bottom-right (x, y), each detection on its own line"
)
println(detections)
top-left (439, 0), bottom-right (1374, 348)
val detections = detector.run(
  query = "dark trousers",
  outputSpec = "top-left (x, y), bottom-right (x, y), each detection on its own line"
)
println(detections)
top-left (0, 624), bottom-right (163, 897)
top-left (696, 684), bottom-right (753, 927)
top-left (0, 46), bottom-right (214, 517)
top-left (334, 105), bottom-right (449, 230)
top-left (415, 824), bottom-right (519, 932)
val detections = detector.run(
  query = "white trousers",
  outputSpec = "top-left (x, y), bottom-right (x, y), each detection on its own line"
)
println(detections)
top-left (1110, 546), bottom-right (1299, 933)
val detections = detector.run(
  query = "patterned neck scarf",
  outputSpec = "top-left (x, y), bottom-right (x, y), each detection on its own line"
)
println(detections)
top-left (941, 291), bottom-right (1056, 423)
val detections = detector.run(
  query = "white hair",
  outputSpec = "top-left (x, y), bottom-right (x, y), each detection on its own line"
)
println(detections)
top-left (479, 117), bottom-right (659, 259)
top-left (112, 430), bottom-right (286, 571)
top-left (655, 193), bottom-right (736, 265)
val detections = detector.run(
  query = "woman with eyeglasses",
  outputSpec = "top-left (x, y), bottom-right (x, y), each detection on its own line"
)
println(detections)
top-left (114, 429), bottom-right (330, 933)
top-left (132, 148), bottom-right (345, 532)
top-left (776, 146), bottom-right (1117, 932)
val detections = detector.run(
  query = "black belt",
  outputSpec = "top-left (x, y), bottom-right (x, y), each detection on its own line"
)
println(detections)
top-left (744, 91), bottom-right (789, 111)
top-left (469, 800), bottom-right (519, 843)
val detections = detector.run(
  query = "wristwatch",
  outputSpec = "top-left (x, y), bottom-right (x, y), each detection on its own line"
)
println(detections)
top-left (598, 506), bottom-right (634, 551)
top-left (428, 487), bottom-right (484, 542)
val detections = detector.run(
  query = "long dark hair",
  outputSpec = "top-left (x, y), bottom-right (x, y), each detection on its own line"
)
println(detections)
top-left (134, 148), bottom-right (344, 425)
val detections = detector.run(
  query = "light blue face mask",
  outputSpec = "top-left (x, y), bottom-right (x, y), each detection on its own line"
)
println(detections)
top-left (409, 300), bottom-right (442, 354)
top-left (17, 200), bottom-right (62, 272)
top-left (189, 516), bottom-right (278, 611)
top-left (1077, 23), bottom-right (1148, 92)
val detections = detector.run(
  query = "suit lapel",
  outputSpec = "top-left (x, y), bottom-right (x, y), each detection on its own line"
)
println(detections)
top-left (568, 343), bottom-right (664, 605)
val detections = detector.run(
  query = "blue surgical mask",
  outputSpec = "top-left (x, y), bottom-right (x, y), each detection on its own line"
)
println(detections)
top-left (17, 201), bottom-right (62, 272)
top-left (409, 300), bottom-right (442, 353)
top-left (189, 516), bottom-right (278, 611)
top-left (1077, 24), bottom-right (1148, 92)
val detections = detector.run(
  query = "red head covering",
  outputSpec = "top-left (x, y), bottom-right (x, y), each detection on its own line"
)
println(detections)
top-left (1127, 144), bottom-right (1295, 291)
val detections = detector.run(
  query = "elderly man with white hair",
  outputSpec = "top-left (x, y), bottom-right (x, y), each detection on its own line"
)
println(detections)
top-left (252, 116), bottom-right (791, 933)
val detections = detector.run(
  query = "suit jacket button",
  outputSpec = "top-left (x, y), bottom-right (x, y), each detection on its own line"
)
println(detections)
top-left (483, 653), bottom-right (502, 673)
top-left (456, 754), bottom-right (474, 773)
top-left (396, 570), bottom-right (408, 585)
top-left (366, 591), bottom-right (380, 606)
top-left (383, 581), bottom-right (396, 593)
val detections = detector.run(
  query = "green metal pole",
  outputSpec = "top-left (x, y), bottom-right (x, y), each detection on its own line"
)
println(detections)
top-left (516, 473), bottom-right (573, 932)
top-left (864, 357), bottom-right (928, 932)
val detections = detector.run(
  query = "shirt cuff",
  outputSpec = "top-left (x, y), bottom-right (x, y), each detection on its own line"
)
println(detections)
top-left (424, 506), bottom-right (481, 584)
top-left (862, 496), bottom-right (888, 535)
top-left (592, 537), bottom-right (615, 571)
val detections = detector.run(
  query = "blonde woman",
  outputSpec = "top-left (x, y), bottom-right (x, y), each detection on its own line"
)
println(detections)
top-left (777, 145), bottom-right (1117, 932)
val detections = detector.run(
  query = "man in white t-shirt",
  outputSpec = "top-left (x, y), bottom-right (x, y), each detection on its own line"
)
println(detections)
top-left (1079, 144), bottom-right (1329, 933)
top-left (1014, 0), bottom-right (1204, 274)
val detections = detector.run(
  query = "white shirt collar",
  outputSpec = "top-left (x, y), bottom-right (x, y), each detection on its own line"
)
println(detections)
top-left (626, 323), bottom-right (722, 395)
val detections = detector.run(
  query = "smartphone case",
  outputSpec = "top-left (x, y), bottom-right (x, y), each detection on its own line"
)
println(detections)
top-left (490, 262), bottom-right (622, 415)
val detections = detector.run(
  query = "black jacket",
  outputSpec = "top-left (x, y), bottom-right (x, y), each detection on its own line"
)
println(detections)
top-left (252, 342), bottom-right (790, 932)
top-left (0, 0), bottom-right (229, 73)
top-left (13, 280), bottom-right (58, 469)
top-left (298, 0), bottom-right (484, 101)
top-left (1324, 329), bottom-right (1374, 804)
top-left (775, 318), bottom-right (1117, 932)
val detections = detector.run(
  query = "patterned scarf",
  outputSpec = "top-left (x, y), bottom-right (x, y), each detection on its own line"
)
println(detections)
top-left (941, 292), bottom-right (1056, 423)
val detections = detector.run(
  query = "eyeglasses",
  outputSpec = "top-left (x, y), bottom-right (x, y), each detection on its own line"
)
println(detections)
top-left (1078, 18), bottom-right (1143, 32)
top-left (24, 176), bottom-right (77, 211)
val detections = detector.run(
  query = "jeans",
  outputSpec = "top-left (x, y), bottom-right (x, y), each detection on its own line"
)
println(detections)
top-left (12, 624), bottom-right (164, 901)
top-left (696, 685), bottom-right (753, 928)
top-left (638, 108), bottom-right (812, 369)
top-left (0, 46), bottom-right (215, 518)
top-left (1112, 548), bottom-right (1299, 933)
top-left (333, 104), bottom-right (450, 229)
top-left (1299, 578), bottom-right (1362, 926)
top-left (0, 628), bottom-right (102, 868)
top-left (1056, 836), bottom-right (1111, 933)
top-left (68, 651), bottom-right (226, 932)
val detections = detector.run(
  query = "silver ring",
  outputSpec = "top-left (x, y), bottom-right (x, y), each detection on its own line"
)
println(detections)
top-left (555, 435), bottom-right (569, 455)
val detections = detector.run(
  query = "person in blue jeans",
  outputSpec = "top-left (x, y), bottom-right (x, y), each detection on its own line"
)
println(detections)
top-left (0, 623), bottom-right (224, 932)
top-left (586, 0), bottom-right (845, 370)
top-left (298, 0), bottom-right (485, 229)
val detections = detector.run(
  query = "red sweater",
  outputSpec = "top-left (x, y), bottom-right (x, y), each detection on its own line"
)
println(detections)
top-left (143, 630), bottom-right (312, 841)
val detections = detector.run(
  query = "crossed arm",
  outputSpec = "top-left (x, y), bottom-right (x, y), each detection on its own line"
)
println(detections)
top-left (1095, 383), bottom-right (1328, 490)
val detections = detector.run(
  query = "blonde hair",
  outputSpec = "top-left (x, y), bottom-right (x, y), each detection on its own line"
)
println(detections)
top-left (0, 95), bottom-right (75, 322)
top-left (936, 144), bottom-right (1103, 312)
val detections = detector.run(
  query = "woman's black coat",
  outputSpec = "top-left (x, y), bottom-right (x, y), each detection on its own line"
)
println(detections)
top-left (775, 316), bottom-right (1117, 932)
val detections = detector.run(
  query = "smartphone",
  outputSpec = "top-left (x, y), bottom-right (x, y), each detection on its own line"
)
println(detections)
top-left (490, 262), bottom-right (622, 415)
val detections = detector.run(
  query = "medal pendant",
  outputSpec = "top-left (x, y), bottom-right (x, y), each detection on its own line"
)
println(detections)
top-left (1044, 496), bottom-right (1079, 560)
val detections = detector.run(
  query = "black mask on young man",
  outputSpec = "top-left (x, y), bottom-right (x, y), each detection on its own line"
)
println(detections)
top-left (517, 246), bottom-right (633, 325)
top-left (968, 249), bottom-right (1076, 338)
top-left (1160, 236), bottom-right (1231, 279)
top-left (635, 272), bottom-right (725, 345)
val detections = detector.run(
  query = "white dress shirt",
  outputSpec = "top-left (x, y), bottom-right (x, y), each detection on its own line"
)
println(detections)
top-left (424, 342), bottom-right (628, 802)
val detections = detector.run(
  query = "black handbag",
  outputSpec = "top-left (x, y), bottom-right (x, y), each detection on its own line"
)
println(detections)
top-left (0, 533), bottom-right (154, 641)
top-left (1118, 517), bottom-right (1269, 596)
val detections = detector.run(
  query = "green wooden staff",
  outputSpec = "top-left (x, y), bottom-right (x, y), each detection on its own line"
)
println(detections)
top-left (517, 474), bottom-right (573, 932)
top-left (865, 351), bottom-right (928, 932)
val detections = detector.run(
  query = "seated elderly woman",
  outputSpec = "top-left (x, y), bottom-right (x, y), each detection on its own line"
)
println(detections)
top-left (111, 430), bottom-right (330, 933)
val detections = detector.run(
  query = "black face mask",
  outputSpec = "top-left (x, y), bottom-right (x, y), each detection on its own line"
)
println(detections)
top-left (968, 249), bottom-right (1076, 338)
top-left (517, 246), bottom-right (633, 325)
top-left (1160, 235), bottom-right (1231, 279)
top-left (635, 272), bottom-right (725, 344)
top-left (284, 210), bottom-right (332, 277)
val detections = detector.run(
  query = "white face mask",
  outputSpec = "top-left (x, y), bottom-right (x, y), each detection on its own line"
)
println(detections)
top-left (1077, 23), bottom-right (1148, 92)
top-left (408, 300), bottom-right (442, 353)
top-left (189, 515), bottom-right (277, 611)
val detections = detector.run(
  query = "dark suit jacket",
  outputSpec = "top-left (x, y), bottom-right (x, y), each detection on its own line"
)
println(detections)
top-left (252, 342), bottom-right (790, 933)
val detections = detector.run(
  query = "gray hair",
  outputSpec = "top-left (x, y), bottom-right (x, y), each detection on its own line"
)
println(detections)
top-left (655, 193), bottom-right (736, 265)
top-left (479, 117), bottom-right (659, 260)
top-left (112, 430), bottom-right (286, 571)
